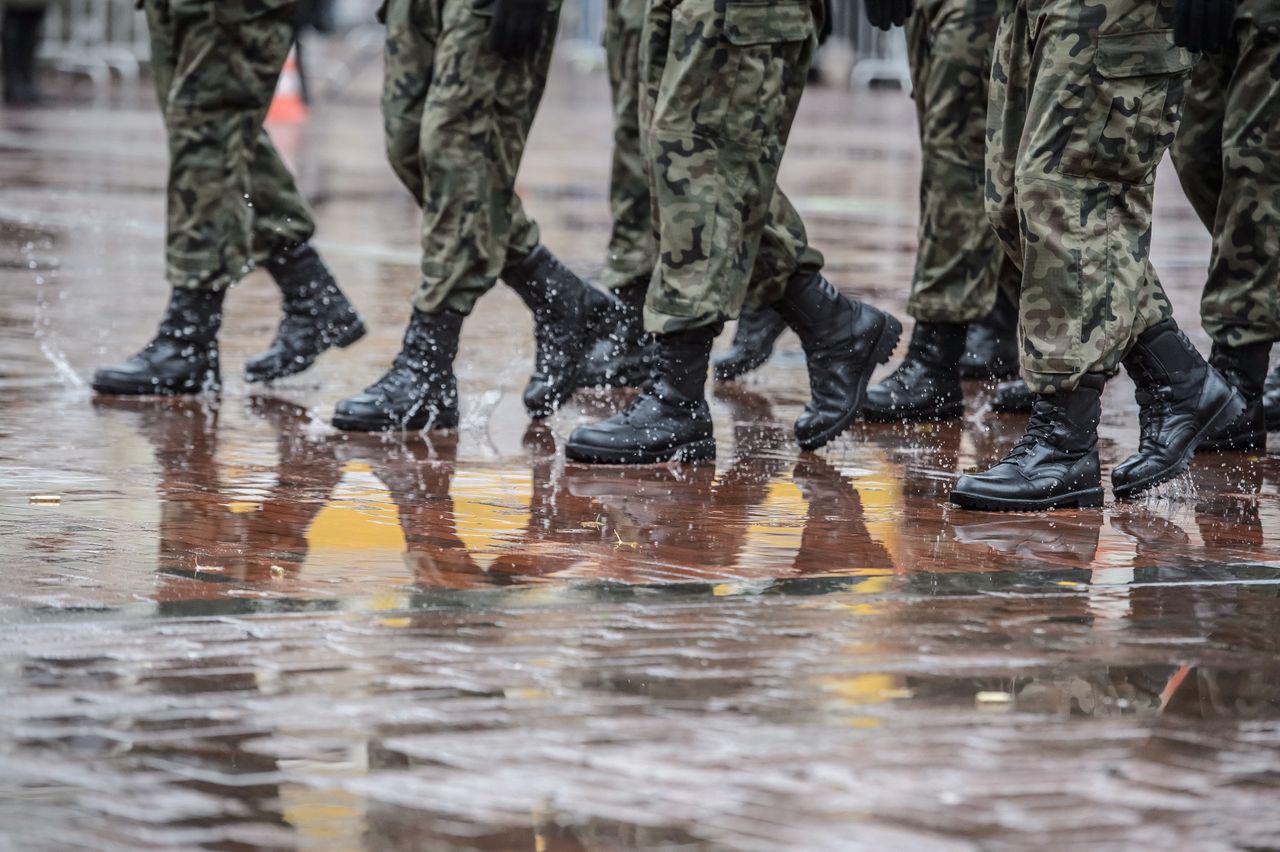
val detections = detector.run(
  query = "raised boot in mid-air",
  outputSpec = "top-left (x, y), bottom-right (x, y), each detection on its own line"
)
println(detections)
top-left (1197, 341), bottom-right (1270, 452)
top-left (245, 243), bottom-right (366, 383)
top-left (1111, 320), bottom-right (1244, 499)
top-left (950, 373), bottom-right (1106, 511)
top-left (713, 306), bottom-right (787, 381)
top-left (863, 321), bottom-right (967, 422)
top-left (773, 273), bottom-right (902, 450)
top-left (959, 288), bottom-right (1019, 379)
top-left (576, 275), bottom-right (653, 389)
top-left (331, 309), bottom-right (461, 432)
top-left (503, 244), bottom-right (612, 417)
top-left (565, 327), bottom-right (717, 464)
top-left (991, 378), bottom-right (1034, 413)
top-left (92, 288), bottom-right (225, 395)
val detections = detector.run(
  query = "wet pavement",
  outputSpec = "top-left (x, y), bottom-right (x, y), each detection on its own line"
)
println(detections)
top-left (2, 64), bottom-right (1280, 850)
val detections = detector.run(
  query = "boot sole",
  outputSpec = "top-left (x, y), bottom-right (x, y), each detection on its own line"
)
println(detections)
top-left (797, 312), bottom-right (903, 451)
top-left (863, 399), bottom-right (964, 423)
top-left (564, 437), bottom-right (716, 465)
top-left (331, 405), bottom-right (458, 433)
top-left (1113, 388), bottom-right (1247, 500)
top-left (949, 485), bottom-right (1105, 512)
top-left (244, 319), bottom-right (368, 384)
top-left (91, 375), bottom-right (217, 396)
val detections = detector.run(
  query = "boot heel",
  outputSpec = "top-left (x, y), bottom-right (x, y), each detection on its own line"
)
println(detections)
top-left (334, 320), bottom-right (368, 349)
top-left (672, 439), bottom-right (717, 463)
top-left (872, 313), bottom-right (903, 366)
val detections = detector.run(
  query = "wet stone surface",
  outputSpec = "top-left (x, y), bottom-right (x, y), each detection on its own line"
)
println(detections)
top-left (2, 65), bottom-right (1280, 850)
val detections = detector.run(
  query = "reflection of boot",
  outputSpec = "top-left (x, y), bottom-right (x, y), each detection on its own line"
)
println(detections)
top-left (791, 457), bottom-right (892, 574)
top-left (242, 397), bottom-right (344, 574)
top-left (1110, 513), bottom-right (1191, 569)
top-left (949, 514), bottom-right (1103, 568)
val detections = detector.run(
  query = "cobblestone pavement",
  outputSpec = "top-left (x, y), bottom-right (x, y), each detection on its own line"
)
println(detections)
top-left (1, 60), bottom-right (1278, 850)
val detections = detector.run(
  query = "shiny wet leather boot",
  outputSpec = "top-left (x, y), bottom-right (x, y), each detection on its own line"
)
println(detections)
top-left (1265, 362), bottom-right (1280, 432)
top-left (863, 320), bottom-right (966, 421)
top-left (959, 288), bottom-right (1019, 379)
top-left (331, 309), bottom-right (461, 432)
top-left (1198, 340), bottom-right (1270, 452)
top-left (503, 244), bottom-right (610, 418)
top-left (577, 275), bottom-right (653, 389)
top-left (950, 373), bottom-right (1105, 511)
top-left (566, 327), bottom-right (717, 464)
top-left (245, 243), bottom-right (366, 383)
top-left (773, 273), bottom-right (902, 450)
top-left (1112, 320), bottom-right (1245, 499)
top-left (92, 288), bottom-right (225, 395)
top-left (713, 305), bottom-right (787, 381)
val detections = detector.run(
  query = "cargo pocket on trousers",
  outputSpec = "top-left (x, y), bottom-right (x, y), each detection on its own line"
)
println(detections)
top-left (1061, 30), bottom-right (1195, 185)
top-left (721, 1), bottom-right (814, 148)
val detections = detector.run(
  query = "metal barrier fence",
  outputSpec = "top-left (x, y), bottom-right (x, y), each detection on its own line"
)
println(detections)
top-left (37, 0), bottom-right (905, 92)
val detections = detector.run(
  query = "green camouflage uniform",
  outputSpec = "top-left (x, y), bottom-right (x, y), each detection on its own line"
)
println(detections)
top-left (638, 0), bottom-right (824, 333)
top-left (380, 0), bottom-right (559, 314)
top-left (1171, 0), bottom-right (1280, 348)
top-left (144, 0), bottom-right (315, 291)
top-left (904, 0), bottom-right (1016, 323)
top-left (985, 0), bottom-right (1194, 393)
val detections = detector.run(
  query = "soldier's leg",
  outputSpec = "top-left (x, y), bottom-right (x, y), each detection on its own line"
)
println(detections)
top-left (1196, 13), bottom-right (1280, 448)
top-left (868, 0), bottom-right (1010, 421)
top-left (577, 0), bottom-right (657, 389)
top-left (954, 0), bottom-right (1241, 510)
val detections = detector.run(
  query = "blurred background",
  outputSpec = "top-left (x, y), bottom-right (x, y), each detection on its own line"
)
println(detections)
top-left (5, 0), bottom-right (910, 108)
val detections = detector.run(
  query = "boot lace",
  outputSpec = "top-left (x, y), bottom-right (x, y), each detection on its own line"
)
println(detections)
top-left (1003, 400), bottom-right (1057, 461)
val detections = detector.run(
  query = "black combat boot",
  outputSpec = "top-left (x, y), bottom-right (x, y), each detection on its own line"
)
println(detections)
top-left (245, 243), bottom-right (366, 383)
top-left (863, 321), bottom-right (967, 421)
top-left (576, 275), bottom-right (653, 389)
top-left (991, 378), bottom-right (1034, 413)
top-left (713, 306), bottom-right (787, 381)
top-left (331, 309), bottom-right (462, 432)
top-left (1265, 363), bottom-right (1280, 431)
top-left (1198, 340), bottom-right (1270, 452)
top-left (566, 327), bottom-right (717, 464)
top-left (772, 273), bottom-right (902, 450)
top-left (503, 244), bottom-right (609, 418)
top-left (959, 288), bottom-right (1019, 379)
top-left (92, 288), bottom-right (225, 395)
top-left (1111, 320), bottom-right (1245, 499)
top-left (950, 373), bottom-right (1105, 511)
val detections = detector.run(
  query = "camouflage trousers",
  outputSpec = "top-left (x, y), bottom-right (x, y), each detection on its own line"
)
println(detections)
top-left (145, 0), bottom-right (314, 291)
top-left (638, 0), bottom-right (822, 333)
top-left (381, 0), bottom-right (558, 314)
top-left (1171, 1), bottom-right (1280, 348)
top-left (904, 0), bottom-right (1016, 323)
top-left (986, 0), bottom-right (1192, 393)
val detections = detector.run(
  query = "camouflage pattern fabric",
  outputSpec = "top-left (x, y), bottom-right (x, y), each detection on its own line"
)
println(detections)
top-left (638, 0), bottom-right (820, 334)
top-left (985, 0), bottom-right (1192, 393)
top-left (145, 0), bottom-right (315, 291)
top-left (1171, 0), bottom-right (1280, 348)
top-left (904, 0), bottom-right (1016, 323)
top-left (601, 0), bottom-right (655, 290)
top-left (381, 0), bottom-right (560, 314)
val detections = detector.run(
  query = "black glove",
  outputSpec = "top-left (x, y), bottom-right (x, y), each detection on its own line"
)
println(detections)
top-left (864, 0), bottom-right (913, 31)
top-left (488, 0), bottom-right (550, 59)
top-left (1173, 0), bottom-right (1237, 53)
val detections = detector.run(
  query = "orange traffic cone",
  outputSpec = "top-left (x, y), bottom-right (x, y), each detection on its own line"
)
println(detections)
top-left (267, 46), bottom-right (308, 125)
